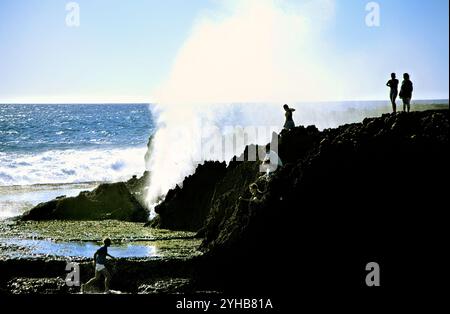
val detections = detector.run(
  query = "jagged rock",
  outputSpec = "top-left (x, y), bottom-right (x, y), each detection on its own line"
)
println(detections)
top-left (21, 182), bottom-right (149, 222)
top-left (7, 277), bottom-right (74, 294)
top-left (196, 110), bottom-right (449, 293)
top-left (147, 161), bottom-right (228, 231)
top-left (138, 278), bottom-right (193, 294)
top-left (148, 110), bottom-right (448, 293)
top-left (126, 171), bottom-right (150, 208)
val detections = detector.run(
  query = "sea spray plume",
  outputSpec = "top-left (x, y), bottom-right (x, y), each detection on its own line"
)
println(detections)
top-left (145, 103), bottom-right (280, 217)
top-left (145, 104), bottom-right (203, 212)
top-left (145, 0), bottom-right (338, 215)
top-left (155, 0), bottom-right (338, 104)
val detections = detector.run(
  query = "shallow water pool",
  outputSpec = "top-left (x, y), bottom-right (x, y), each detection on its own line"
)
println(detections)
top-left (2, 238), bottom-right (157, 258)
top-left (0, 220), bottom-right (202, 260)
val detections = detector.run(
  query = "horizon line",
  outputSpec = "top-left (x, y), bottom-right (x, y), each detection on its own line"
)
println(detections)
top-left (0, 98), bottom-right (449, 105)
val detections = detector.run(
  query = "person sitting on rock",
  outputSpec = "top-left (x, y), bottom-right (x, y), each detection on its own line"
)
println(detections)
top-left (399, 73), bottom-right (413, 112)
top-left (283, 104), bottom-right (296, 130)
top-left (81, 237), bottom-right (115, 294)
top-left (239, 183), bottom-right (265, 203)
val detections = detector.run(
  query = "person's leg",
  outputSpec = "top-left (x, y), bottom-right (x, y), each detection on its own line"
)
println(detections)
top-left (407, 98), bottom-right (411, 112)
top-left (404, 98), bottom-right (410, 112)
top-left (392, 92), bottom-right (397, 113)
top-left (83, 270), bottom-right (101, 292)
top-left (288, 120), bottom-right (295, 130)
top-left (102, 269), bottom-right (112, 292)
top-left (390, 91), bottom-right (395, 113)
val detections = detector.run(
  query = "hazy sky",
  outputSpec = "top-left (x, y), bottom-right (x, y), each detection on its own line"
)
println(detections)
top-left (0, 0), bottom-right (448, 103)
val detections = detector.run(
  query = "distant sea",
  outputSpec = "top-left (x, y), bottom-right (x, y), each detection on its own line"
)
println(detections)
top-left (0, 104), bottom-right (154, 219)
top-left (0, 104), bottom-right (154, 185)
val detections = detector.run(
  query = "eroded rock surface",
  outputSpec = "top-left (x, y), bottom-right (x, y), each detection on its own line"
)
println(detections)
top-left (21, 182), bottom-right (148, 222)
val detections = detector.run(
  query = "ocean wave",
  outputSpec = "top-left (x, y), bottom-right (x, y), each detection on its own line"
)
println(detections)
top-left (0, 147), bottom-right (148, 186)
top-left (0, 200), bottom-right (32, 219)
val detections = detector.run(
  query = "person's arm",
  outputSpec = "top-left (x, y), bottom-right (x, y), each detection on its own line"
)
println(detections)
top-left (386, 80), bottom-right (391, 87)
top-left (93, 251), bottom-right (98, 266)
top-left (238, 196), bottom-right (251, 202)
top-left (290, 108), bottom-right (296, 112)
top-left (257, 186), bottom-right (267, 194)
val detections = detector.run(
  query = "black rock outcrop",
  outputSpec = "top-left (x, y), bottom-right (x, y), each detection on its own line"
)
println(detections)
top-left (150, 110), bottom-right (449, 293)
top-left (148, 161), bottom-right (228, 231)
top-left (21, 182), bottom-right (149, 222)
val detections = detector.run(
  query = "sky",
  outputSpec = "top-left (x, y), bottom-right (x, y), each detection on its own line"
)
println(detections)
top-left (0, 0), bottom-right (448, 103)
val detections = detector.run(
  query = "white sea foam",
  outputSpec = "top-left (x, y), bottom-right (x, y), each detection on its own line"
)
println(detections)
top-left (0, 182), bottom-right (100, 220)
top-left (0, 200), bottom-right (31, 220)
top-left (0, 146), bottom-right (148, 186)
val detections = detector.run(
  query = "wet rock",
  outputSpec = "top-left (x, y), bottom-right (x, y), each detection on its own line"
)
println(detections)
top-left (197, 110), bottom-right (449, 293)
top-left (138, 278), bottom-right (193, 294)
top-left (7, 277), bottom-right (75, 294)
top-left (21, 182), bottom-right (149, 222)
top-left (147, 161), bottom-right (227, 231)
top-left (126, 171), bottom-right (150, 208)
top-left (0, 255), bottom-right (200, 294)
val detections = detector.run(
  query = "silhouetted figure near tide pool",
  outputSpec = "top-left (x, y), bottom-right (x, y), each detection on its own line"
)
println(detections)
top-left (81, 238), bottom-right (115, 294)
top-left (283, 104), bottom-right (296, 130)
top-left (386, 73), bottom-right (399, 113)
top-left (399, 73), bottom-right (414, 112)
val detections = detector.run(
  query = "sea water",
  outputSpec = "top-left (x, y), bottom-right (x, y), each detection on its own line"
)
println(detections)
top-left (1, 238), bottom-right (157, 259)
top-left (0, 104), bottom-right (155, 219)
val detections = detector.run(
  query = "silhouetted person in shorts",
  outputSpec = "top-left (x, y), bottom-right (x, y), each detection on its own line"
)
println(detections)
top-left (283, 104), bottom-right (295, 130)
top-left (399, 73), bottom-right (413, 112)
top-left (386, 73), bottom-right (399, 113)
top-left (81, 238), bottom-right (115, 293)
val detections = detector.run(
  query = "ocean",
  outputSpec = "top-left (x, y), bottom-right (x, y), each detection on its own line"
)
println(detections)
top-left (0, 104), bottom-right (154, 219)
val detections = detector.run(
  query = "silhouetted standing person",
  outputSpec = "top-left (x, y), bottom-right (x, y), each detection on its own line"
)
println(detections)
top-left (399, 73), bottom-right (413, 112)
top-left (283, 104), bottom-right (295, 130)
top-left (386, 73), bottom-right (399, 113)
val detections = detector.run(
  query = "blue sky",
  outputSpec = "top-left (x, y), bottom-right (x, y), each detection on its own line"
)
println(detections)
top-left (0, 0), bottom-right (448, 103)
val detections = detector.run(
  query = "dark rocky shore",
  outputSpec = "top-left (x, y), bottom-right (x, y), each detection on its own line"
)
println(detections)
top-left (0, 257), bottom-right (200, 294)
top-left (1, 109), bottom-right (448, 295)
top-left (152, 109), bottom-right (449, 293)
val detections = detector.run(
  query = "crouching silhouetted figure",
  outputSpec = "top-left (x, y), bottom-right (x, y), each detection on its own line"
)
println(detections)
top-left (239, 183), bottom-right (264, 203)
top-left (386, 73), bottom-right (399, 113)
top-left (399, 73), bottom-right (413, 112)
